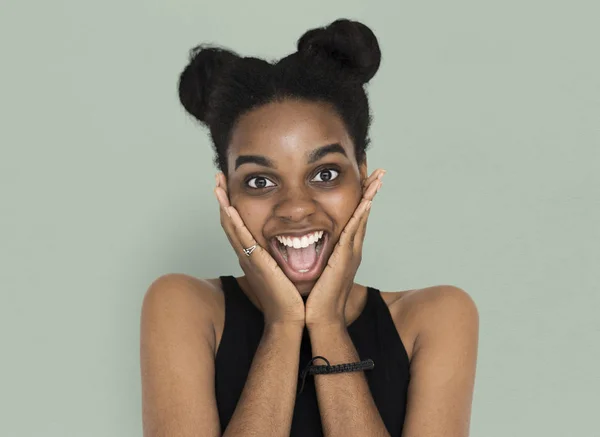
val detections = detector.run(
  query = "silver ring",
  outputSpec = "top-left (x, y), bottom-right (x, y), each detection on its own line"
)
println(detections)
top-left (243, 244), bottom-right (257, 257)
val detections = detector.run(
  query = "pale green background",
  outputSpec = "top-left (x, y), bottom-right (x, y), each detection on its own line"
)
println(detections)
top-left (1, 1), bottom-right (598, 436)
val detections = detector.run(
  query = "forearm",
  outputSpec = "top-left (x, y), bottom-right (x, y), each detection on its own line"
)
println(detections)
top-left (308, 324), bottom-right (390, 437)
top-left (223, 322), bottom-right (303, 437)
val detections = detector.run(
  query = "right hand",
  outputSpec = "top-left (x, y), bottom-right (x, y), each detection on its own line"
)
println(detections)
top-left (214, 172), bottom-right (305, 327)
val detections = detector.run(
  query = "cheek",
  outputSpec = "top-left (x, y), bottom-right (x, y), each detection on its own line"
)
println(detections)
top-left (323, 186), bottom-right (363, 226)
top-left (234, 199), bottom-right (270, 241)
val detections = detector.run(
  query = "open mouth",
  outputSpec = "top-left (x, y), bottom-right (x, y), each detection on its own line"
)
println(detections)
top-left (268, 231), bottom-right (329, 282)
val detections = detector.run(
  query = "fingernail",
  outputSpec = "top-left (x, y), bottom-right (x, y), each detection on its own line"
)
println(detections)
top-left (224, 206), bottom-right (231, 218)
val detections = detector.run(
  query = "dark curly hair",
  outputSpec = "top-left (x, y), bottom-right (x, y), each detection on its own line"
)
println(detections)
top-left (178, 19), bottom-right (381, 173)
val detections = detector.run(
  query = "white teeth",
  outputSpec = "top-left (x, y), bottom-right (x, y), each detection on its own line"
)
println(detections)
top-left (275, 231), bottom-right (325, 249)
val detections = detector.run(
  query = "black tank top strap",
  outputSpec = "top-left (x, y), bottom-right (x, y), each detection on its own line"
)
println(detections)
top-left (347, 285), bottom-right (376, 333)
top-left (369, 286), bottom-right (411, 372)
top-left (348, 285), bottom-right (411, 382)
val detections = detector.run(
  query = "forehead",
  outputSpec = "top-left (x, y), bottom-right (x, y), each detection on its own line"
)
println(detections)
top-left (227, 99), bottom-right (354, 166)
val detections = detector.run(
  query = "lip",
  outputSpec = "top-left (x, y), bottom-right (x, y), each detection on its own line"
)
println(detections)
top-left (268, 232), bottom-right (330, 283)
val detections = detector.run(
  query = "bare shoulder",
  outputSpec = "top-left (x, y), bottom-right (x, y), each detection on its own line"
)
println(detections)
top-left (140, 273), bottom-right (225, 436)
top-left (391, 285), bottom-right (479, 436)
top-left (409, 285), bottom-right (479, 358)
top-left (417, 284), bottom-right (477, 325)
top-left (141, 273), bottom-right (223, 349)
top-left (403, 284), bottom-right (476, 313)
top-left (143, 273), bottom-right (221, 311)
top-left (381, 285), bottom-right (479, 361)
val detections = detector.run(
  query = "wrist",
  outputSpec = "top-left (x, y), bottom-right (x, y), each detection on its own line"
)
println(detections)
top-left (306, 320), bottom-right (347, 333)
top-left (264, 320), bottom-right (305, 334)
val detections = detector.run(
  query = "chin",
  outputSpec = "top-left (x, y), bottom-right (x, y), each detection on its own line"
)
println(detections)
top-left (294, 278), bottom-right (320, 295)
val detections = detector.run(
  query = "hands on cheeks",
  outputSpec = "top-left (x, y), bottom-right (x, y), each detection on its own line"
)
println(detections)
top-left (304, 169), bottom-right (385, 328)
top-left (213, 168), bottom-right (385, 327)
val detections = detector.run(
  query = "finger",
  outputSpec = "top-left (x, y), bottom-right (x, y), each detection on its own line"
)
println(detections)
top-left (361, 168), bottom-right (384, 189)
top-left (214, 183), bottom-right (255, 255)
top-left (214, 186), bottom-right (243, 249)
top-left (219, 207), bottom-right (243, 252)
top-left (355, 176), bottom-right (385, 250)
top-left (215, 185), bottom-right (231, 210)
top-left (216, 172), bottom-right (229, 195)
top-left (362, 168), bottom-right (386, 190)
top-left (214, 181), bottom-right (275, 268)
top-left (364, 178), bottom-right (382, 202)
top-left (226, 206), bottom-right (258, 249)
top-left (356, 173), bottom-right (384, 242)
top-left (354, 196), bottom-right (372, 252)
top-left (226, 206), bottom-right (281, 271)
top-left (215, 194), bottom-right (278, 277)
top-left (340, 178), bottom-right (382, 248)
top-left (336, 201), bottom-right (368, 253)
top-left (226, 205), bottom-right (275, 264)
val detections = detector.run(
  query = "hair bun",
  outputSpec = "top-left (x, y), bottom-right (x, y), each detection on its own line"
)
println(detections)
top-left (178, 46), bottom-right (238, 124)
top-left (297, 19), bottom-right (381, 84)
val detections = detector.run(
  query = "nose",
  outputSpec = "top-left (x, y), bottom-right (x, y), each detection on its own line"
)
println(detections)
top-left (273, 185), bottom-right (317, 223)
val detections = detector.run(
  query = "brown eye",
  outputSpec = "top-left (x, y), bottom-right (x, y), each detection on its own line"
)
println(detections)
top-left (246, 176), bottom-right (275, 189)
top-left (312, 168), bottom-right (339, 182)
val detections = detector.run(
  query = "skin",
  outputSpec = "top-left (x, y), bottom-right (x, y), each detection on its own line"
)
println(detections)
top-left (223, 98), bottom-right (376, 297)
top-left (139, 97), bottom-right (479, 437)
top-left (213, 98), bottom-right (479, 434)
top-left (214, 98), bottom-right (387, 329)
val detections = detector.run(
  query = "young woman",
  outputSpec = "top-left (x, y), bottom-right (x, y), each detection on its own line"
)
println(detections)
top-left (140, 19), bottom-right (479, 437)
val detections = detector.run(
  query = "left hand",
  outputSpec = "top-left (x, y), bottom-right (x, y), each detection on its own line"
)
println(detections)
top-left (304, 168), bottom-right (386, 328)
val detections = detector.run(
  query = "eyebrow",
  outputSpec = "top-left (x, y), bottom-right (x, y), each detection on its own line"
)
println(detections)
top-left (234, 143), bottom-right (347, 170)
top-left (308, 143), bottom-right (347, 164)
top-left (234, 155), bottom-right (274, 170)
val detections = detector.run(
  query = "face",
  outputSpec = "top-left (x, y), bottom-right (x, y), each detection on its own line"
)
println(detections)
top-left (226, 99), bottom-right (368, 296)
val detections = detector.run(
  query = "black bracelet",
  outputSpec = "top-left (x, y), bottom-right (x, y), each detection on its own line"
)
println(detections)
top-left (298, 356), bottom-right (375, 395)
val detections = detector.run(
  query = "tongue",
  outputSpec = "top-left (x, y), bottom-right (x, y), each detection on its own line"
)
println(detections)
top-left (286, 245), bottom-right (318, 271)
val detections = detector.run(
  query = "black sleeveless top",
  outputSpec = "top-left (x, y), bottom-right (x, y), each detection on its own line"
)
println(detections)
top-left (215, 275), bottom-right (411, 436)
